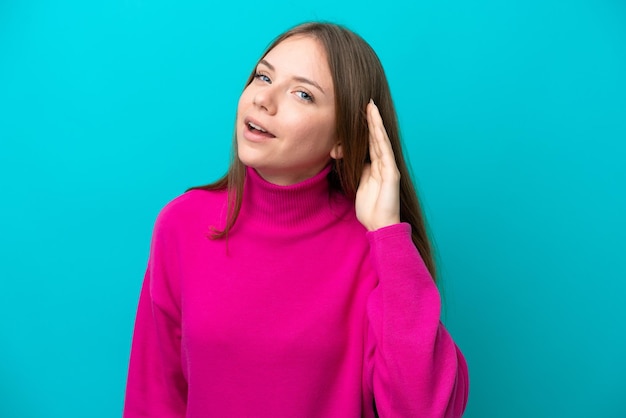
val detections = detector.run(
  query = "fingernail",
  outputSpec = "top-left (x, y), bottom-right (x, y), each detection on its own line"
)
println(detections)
top-left (369, 98), bottom-right (374, 104)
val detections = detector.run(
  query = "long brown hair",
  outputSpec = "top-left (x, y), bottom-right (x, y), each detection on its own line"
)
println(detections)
top-left (189, 22), bottom-right (437, 281)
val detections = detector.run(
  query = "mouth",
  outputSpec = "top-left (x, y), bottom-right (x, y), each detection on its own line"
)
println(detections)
top-left (244, 118), bottom-right (276, 138)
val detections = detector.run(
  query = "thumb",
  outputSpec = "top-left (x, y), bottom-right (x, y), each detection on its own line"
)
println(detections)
top-left (360, 163), bottom-right (371, 185)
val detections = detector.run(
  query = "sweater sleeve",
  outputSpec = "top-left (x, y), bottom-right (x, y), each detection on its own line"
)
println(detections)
top-left (363, 223), bottom-right (469, 418)
top-left (124, 210), bottom-right (187, 417)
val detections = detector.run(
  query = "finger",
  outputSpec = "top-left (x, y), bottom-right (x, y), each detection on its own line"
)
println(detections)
top-left (361, 162), bottom-right (372, 181)
top-left (358, 163), bottom-right (373, 191)
top-left (367, 101), bottom-right (383, 161)
top-left (369, 101), bottom-right (396, 165)
top-left (370, 102), bottom-right (393, 155)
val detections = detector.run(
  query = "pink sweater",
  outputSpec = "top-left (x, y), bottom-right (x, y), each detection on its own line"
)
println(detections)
top-left (124, 165), bottom-right (469, 417)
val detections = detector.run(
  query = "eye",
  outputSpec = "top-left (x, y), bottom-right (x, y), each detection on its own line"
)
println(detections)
top-left (254, 72), bottom-right (271, 83)
top-left (295, 90), bottom-right (314, 102)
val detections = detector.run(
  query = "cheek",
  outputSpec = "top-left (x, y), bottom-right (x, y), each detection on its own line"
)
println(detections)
top-left (295, 111), bottom-right (335, 138)
top-left (237, 87), bottom-right (253, 114)
top-left (308, 114), bottom-right (337, 148)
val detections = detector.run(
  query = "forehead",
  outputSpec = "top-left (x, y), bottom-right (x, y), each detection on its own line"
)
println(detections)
top-left (262, 36), bottom-right (332, 86)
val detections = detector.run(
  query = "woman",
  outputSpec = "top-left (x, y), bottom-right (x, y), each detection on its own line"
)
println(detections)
top-left (124, 22), bottom-right (469, 417)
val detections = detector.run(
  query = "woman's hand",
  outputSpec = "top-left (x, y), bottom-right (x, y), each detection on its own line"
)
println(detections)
top-left (355, 100), bottom-right (401, 231)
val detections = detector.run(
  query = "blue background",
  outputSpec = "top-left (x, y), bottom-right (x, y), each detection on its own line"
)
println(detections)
top-left (1, 0), bottom-right (625, 417)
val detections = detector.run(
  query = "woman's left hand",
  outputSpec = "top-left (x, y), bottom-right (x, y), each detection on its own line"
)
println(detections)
top-left (355, 100), bottom-right (401, 231)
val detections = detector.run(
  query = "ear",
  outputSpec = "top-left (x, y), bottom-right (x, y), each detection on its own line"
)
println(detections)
top-left (330, 142), bottom-right (343, 160)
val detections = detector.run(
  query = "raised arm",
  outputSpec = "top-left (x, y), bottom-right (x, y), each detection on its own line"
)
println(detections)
top-left (357, 101), bottom-right (469, 417)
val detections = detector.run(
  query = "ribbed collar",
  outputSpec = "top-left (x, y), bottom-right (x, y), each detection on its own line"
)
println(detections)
top-left (239, 165), bottom-right (341, 231)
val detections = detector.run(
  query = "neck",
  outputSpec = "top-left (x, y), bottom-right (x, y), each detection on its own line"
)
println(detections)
top-left (239, 165), bottom-right (345, 231)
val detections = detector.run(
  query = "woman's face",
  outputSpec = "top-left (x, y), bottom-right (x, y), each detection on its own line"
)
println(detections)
top-left (236, 35), bottom-right (341, 186)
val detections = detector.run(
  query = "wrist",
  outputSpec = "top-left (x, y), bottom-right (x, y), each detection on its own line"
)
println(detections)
top-left (367, 217), bottom-right (401, 232)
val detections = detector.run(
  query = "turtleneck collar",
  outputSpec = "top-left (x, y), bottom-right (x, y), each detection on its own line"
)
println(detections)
top-left (240, 164), bottom-right (348, 231)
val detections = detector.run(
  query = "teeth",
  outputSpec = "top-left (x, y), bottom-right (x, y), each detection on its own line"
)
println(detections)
top-left (248, 122), bottom-right (266, 133)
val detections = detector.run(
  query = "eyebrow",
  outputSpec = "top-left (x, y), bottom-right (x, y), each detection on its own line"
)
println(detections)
top-left (259, 59), bottom-right (326, 95)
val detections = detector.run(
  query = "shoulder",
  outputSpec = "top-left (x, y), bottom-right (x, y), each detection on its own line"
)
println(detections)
top-left (154, 188), bottom-right (228, 234)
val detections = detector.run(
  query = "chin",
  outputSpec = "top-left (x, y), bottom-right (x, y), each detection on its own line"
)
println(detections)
top-left (236, 145), bottom-right (260, 170)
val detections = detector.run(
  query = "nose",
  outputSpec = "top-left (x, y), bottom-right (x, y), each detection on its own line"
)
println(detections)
top-left (252, 85), bottom-right (278, 115)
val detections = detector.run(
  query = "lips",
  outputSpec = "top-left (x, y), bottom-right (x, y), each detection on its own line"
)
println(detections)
top-left (244, 117), bottom-right (276, 139)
